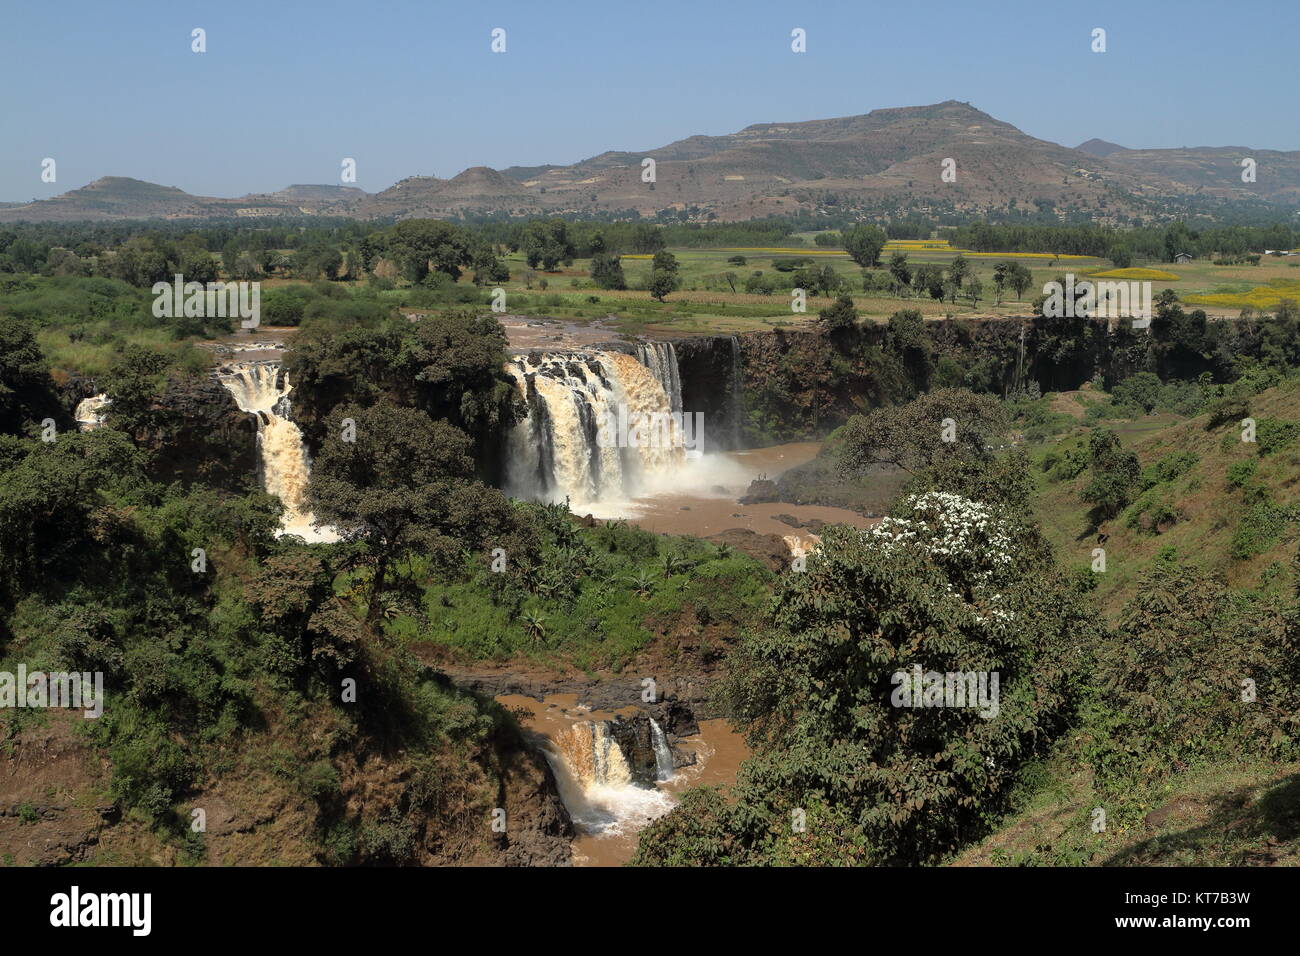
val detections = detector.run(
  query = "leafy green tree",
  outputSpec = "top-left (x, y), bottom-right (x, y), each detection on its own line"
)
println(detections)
top-left (838, 387), bottom-right (1007, 477)
top-left (100, 345), bottom-right (172, 442)
top-left (309, 402), bottom-right (513, 621)
top-left (842, 224), bottom-right (887, 268)
top-left (1080, 428), bottom-right (1140, 520)
top-left (372, 220), bottom-right (477, 283)
top-left (522, 219), bottom-right (576, 271)
top-left (1090, 559), bottom-right (1300, 796)
top-left (818, 294), bottom-right (858, 333)
top-left (1007, 262), bottom-right (1033, 301)
top-left (948, 253), bottom-right (970, 289)
top-left (109, 238), bottom-right (171, 287)
top-left (887, 252), bottom-right (911, 291)
top-left (649, 251), bottom-right (680, 302)
top-left (638, 493), bottom-right (1095, 865)
top-left (589, 251), bottom-right (627, 290)
top-left (0, 317), bottom-right (51, 434)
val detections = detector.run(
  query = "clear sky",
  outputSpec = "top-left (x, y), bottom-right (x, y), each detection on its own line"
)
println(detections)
top-left (2, 0), bottom-right (1297, 202)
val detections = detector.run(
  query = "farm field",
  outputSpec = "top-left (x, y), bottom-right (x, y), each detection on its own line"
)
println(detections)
top-left (470, 236), bottom-right (1299, 335)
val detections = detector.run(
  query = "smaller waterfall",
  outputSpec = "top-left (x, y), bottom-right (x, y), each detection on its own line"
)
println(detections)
top-left (74, 394), bottom-right (111, 431)
top-left (217, 362), bottom-right (335, 542)
top-left (544, 719), bottom-right (675, 838)
top-left (649, 719), bottom-right (675, 782)
top-left (555, 721), bottom-right (632, 788)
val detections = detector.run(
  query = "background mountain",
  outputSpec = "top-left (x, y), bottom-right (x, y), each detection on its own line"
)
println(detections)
top-left (3, 102), bottom-right (1295, 224)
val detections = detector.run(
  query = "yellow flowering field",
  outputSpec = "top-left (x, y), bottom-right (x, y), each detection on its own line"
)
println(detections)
top-left (1182, 279), bottom-right (1300, 310)
top-left (1088, 268), bottom-right (1180, 281)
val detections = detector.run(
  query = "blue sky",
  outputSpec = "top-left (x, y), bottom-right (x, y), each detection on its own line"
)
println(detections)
top-left (1, 0), bottom-right (1296, 201)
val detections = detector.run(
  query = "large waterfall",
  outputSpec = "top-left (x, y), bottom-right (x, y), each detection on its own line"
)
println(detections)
top-left (504, 348), bottom-right (686, 510)
top-left (635, 342), bottom-right (682, 414)
top-left (217, 362), bottom-right (335, 542)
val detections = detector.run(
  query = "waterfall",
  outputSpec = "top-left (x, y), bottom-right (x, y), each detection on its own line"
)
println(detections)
top-left (504, 349), bottom-right (685, 509)
top-left (217, 361), bottom-right (335, 542)
top-left (74, 394), bottom-right (111, 431)
top-left (727, 335), bottom-right (744, 449)
top-left (649, 719), bottom-right (675, 782)
top-left (635, 342), bottom-right (682, 414)
top-left (555, 721), bottom-right (633, 788)
top-left (543, 719), bottom-right (675, 838)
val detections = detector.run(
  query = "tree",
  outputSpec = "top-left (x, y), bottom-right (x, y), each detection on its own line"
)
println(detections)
top-left (109, 238), bottom-right (170, 287)
top-left (948, 253), bottom-right (970, 289)
top-left (0, 317), bottom-right (51, 434)
top-left (838, 387), bottom-right (1008, 477)
top-left (637, 493), bottom-right (1096, 865)
top-left (1080, 428), bottom-right (1140, 521)
top-left (589, 251), bottom-right (627, 290)
top-left (1008, 262), bottom-right (1033, 301)
top-left (965, 276), bottom-right (983, 308)
top-left (308, 402), bottom-right (512, 622)
top-left (842, 224), bottom-right (887, 268)
top-left (521, 219), bottom-right (575, 271)
top-left (887, 252), bottom-right (911, 291)
top-left (372, 220), bottom-right (478, 283)
top-left (649, 250), bottom-right (680, 302)
top-left (912, 264), bottom-right (945, 300)
top-left (818, 294), bottom-right (858, 333)
top-left (992, 262), bottom-right (1011, 305)
top-left (100, 345), bottom-right (172, 442)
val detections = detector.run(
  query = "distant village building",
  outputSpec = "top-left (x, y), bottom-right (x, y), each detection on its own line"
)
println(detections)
top-left (1173, 252), bottom-right (1193, 264)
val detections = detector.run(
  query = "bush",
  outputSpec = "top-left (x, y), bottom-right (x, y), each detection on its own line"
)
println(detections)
top-left (1256, 418), bottom-right (1300, 456)
top-left (1139, 450), bottom-right (1198, 490)
top-left (1226, 459), bottom-right (1258, 488)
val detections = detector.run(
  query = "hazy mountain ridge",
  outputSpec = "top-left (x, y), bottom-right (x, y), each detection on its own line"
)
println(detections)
top-left (3, 102), bottom-right (1295, 223)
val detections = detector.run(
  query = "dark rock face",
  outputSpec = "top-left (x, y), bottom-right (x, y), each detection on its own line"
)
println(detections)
top-left (606, 713), bottom-right (659, 786)
top-left (155, 374), bottom-right (258, 490)
top-left (489, 746), bottom-right (575, 867)
top-left (673, 335), bottom-right (745, 451)
top-left (437, 665), bottom-right (717, 720)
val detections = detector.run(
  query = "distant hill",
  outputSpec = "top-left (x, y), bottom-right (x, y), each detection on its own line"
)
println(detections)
top-left (1076, 138), bottom-right (1128, 158)
top-left (4, 102), bottom-right (1297, 223)
top-left (260, 184), bottom-right (368, 203)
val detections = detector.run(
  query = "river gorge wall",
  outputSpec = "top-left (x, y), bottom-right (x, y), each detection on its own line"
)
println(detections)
top-left (104, 312), bottom-right (1263, 502)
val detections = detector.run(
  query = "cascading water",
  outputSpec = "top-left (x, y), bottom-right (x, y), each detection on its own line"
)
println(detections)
top-left (635, 342), bottom-right (683, 414)
top-left (543, 719), bottom-right (676, 839)
top-left (75, 394), bottom-right (111, 431)
top-left (504, 349), bottom-right (685, 511)
top-left (217, 361), bottom-right (335, 542)
top-left (650, 719), bottom-right (675, 782)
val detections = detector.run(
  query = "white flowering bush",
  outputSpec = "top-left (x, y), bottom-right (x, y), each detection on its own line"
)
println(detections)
top-left (864, 491), bottom-right (1016, 624)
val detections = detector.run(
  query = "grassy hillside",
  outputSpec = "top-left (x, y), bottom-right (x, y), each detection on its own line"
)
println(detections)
top-left (1028, 377), bottom-right (1300, 617)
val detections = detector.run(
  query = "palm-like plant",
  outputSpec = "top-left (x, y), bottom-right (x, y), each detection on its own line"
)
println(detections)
top-left (521, 608), bottom-right (547, 644)
top-left (630, 570), bottom-right (656, 599)
top-left (660, 553), bottom-right (694, 578)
